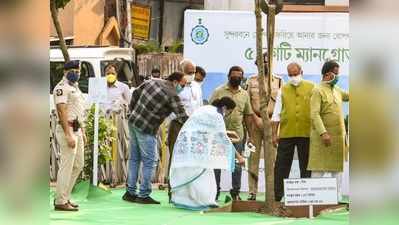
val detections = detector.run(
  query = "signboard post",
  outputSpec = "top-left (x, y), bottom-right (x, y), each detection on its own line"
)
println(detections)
top-left (131, 4), bottom-right (151, 40)
top-left (284, 178), bottom-right (338, 218)
top-left (88, 77), bottom-right (108, 186)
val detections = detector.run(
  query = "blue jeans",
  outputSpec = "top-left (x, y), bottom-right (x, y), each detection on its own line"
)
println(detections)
top-left (127, 124), bottom-right (158, 198)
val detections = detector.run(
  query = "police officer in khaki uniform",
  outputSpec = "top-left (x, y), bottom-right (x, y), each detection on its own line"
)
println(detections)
top-left (246, 53), bottom-right (283, 201)
top-left (53, 60), bottom-right (86, 211)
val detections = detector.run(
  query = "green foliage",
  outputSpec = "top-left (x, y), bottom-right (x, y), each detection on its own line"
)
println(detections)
top-left (132, 40), bottom-right (184, 54)
top-left (168, 40), bottom-right (184, 53)
top-left (134, 40), bottom-right (162, 55)
top-left (82, 106), bottom-right (116, 181)
top-left (54, 0), bottom-right (72, 9)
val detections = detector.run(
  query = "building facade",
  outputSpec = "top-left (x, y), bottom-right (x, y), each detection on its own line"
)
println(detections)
top-left (204, 0), bottom-right (349, 11)
top-left (50, 0), bottom-right (124, 46)
top-left (50, 0), bottom-right (349, 48)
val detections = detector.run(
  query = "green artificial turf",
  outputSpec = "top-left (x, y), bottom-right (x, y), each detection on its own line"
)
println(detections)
top-left (50, 181), bottom-right (349, 225)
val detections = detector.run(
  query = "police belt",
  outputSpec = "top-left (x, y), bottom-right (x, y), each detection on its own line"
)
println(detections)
top-left (58, 120), bottom-right (81, 131)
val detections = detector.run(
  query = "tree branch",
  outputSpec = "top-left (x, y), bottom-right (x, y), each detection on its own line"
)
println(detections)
top-left (50, 0), bottom-right (70, 62)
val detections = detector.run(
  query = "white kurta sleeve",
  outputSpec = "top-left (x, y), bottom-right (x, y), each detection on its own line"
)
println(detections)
top-left (271, 89), bottom-right (282, 122)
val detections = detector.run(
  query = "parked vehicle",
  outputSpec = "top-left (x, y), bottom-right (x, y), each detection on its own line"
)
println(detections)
top-left (50, 46), bottom-right (140, 111)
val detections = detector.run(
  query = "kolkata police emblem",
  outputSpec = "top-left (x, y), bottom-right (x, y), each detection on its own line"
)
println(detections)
top-left (191, 18), bottom-right (209, 45)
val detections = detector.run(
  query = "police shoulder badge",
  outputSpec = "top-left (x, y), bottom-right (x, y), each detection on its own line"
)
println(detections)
top-left (191, 18), bottom-right (209, 45)
top-left (56, 89), bottom-right (63, 96)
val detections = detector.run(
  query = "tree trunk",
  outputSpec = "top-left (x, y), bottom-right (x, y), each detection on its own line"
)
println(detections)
top-left (266, 5), bottom-right (276, 92)
top-left (159, 0), bottom-right (165, 47)
top-left (50, 0), bottom-right (70, 62)
top-left (255, 0), bottom-right (276, 212)
top-left (126, 0), bottom-right (132, 47)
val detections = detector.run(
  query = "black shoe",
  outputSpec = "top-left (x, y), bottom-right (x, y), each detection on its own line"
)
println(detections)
top-left (68, 200), bottom-right (79, 208)
top-left (135, 196), bottom-right (161, 204)
top-left (54, 203), bottom-right (79, 212)
top-left (247, 193), bottom-right (256, 201)
top-left (230, 191), bottom-right (241, 201)
top-left (54, 199), bottom-right (79, 208)
top-left (122, 191), bottom-right (137, 203)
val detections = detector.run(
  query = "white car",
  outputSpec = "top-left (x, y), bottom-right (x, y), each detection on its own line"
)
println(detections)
top-left (50, 46), bottom-right (139, 112)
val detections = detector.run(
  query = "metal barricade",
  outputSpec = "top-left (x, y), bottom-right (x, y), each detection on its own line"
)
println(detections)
top-left (101, 106), bottom-right (130, 187)
top-left (50, 110), bottom-right (60, 182)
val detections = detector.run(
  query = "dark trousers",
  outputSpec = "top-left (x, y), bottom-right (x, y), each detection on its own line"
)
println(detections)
top-left (274, 137), bottom-right (311, 201)
top-left (166, 120), bottom-right (183, 200)
top-left (167, 120), bottom-right (183, 178)
top-left (214, 141), bottom-right (244, 196)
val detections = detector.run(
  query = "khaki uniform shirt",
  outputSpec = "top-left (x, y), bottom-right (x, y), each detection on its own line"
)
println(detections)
top-left (53, 77), bottom-right (86, 124)
top-left (246, 74), bottom-right (283, 118)
top-left (210, 84), bottom-right (253, 141)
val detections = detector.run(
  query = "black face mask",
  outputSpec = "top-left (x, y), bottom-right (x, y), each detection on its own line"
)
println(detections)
top-left (229, 76), bottom-right (242, 87)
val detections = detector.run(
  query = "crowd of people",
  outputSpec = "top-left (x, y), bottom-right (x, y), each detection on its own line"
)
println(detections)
top-left (52, 53), bottom-right (349, 213)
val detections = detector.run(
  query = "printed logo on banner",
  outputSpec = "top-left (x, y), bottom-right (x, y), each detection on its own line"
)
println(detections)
top-left (244, 48), bottom-right (254, 60)
top-left (191, 18), bottom-right (209, 45)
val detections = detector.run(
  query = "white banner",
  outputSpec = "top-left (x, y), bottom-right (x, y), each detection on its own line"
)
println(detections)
top-left (189, 11), bottom-right (351, 196)
top-left (184, 10), bottom-right (349, 100)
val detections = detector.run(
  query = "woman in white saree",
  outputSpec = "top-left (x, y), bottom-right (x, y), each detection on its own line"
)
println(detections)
top-left (169, 97), bottom-right (244, 210)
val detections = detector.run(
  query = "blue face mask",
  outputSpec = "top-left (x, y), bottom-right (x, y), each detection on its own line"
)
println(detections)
top-left (66, 71), bottom-right (80, 83)
top-left (176, 84), bottom-right (183, 93)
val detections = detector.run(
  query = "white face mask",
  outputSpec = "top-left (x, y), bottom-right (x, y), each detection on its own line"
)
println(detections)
top-left (184, 74), bottom-right (194, 83)
top-left (193, 79), bottom-right (202, 85)
top-left (289, 75), bottom-right (302, 86)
